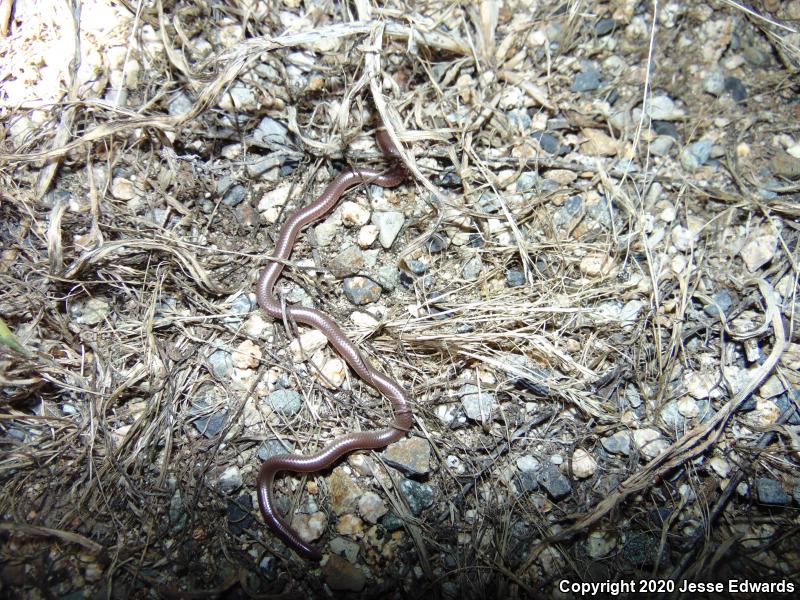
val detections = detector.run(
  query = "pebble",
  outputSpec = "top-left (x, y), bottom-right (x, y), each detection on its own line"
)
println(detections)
top-left (724, 76), bottom-right (747, 102)
top-left (586, 530), bottom-right (617, 559)
top-left (222, 184), bottom-right (246, 207)
top-left (382, 436), bottom-right (431, 476)
top-left (358, 492), bottom-right (388, 524)
top-left (709, 455), bottom-right (732, 479)
top-left (516, 455), bottom-right (541, 472)
top-left (581, 128), bottom-right (619, 156)
top-left (317, 357), bottom-right (345, 389)
top-left (621, 532), bottom-right (659, 567)
top-left (289, 329), bottom-right (327, 361)
top-left (645, 95), bottom-right (682, 120)
top-left (771, 151), bottom-right (800, 180)
top-left (649, 136), bottom-right (675, 157)
top-left (531, 131), bottom-right (562, 155)
top-left (371, 211), bottom-right (405, 248)
top-left (329, 246), bottom-right (365, 279)
top-left (462, 255), bottom-right (484, 281)
top-left (208, 349), bottom-right (233, 379)
top-left (266, 389), bottom-right (303, 416)
top-left (571, 68), bottom-right (601, 92)
top-left (292, 511), bottom-right (327, 544)
top-left (329, 467), bottom-right (363, 515)
top-left (537, 465), bottom-right (572, 500)
top-left (756, 478), bottom-right (791, 505)
top-left (314, 219), bottom-right (339, 247)
top-left (342, 276), bottom-right (382, 305)
top-left (435, 403), bottom-right (464, 426)
top-left (579, 253), bottom-right (615, 277)
top-left (595, 18), bottom-right (616, 36)
top-left (571, 449), bottom-right (598, 478)
top-left (601, 432), bottom-right (631, 456)
top-left (653, 120), bottom-right (681, 139)
top-left (257, 183), bottom-right (292, 222)
top-left (168, 91), bottom-right (193, 116)
top-left (703, 67), bottom-right (726, 96)
top-left (704, 289), bottom-right (733, 317)
top-left (376, 266), bottom-right (400, 291)
top-left (632, 428), bottom-right (669, 458)
top-left (219, 82), bottom-right (257, 112)
top-left (671, 225), bottom-right (695, 252)
top-left (111, 177), bottom-right (137, 200)
top-left (680, 139), bottom-right (714, 170)
top-left (758, 375), bottom-right (784, 399)
top-left (323, 554), bottom-right (365, 592)
top-left (398, 479), bottom-right (435, 515)
top-left (329, 536), bottom-right (360, 563)
top-left (257, 439), bottom-right (294, 461)
top-left (232, 339), bottom-right (261, 369)
top-left (426, 233), bottom-right (450, 253)
top-left (70, 297), bottom-right (111, 325)
top-left (459, 383), bottom-right (496, 423)
top-left (253, 116), bottom-right (289, 147)
top-left (218, 466), bottom-right (242, 494)
top-left (506, 269), bottom-right (526, 287)
top-left (192, 404), bottom-right (228, 439)
top-left (357, 224), bottom-right (380, 248)
top-left (341, 201), bottom-right (370, 227)
top-left (739, 231), bottom-right (777, 272)
top-left (685, 369), bottom-right (720, 401)
top-left (335, 514), bottom-right (365, 537)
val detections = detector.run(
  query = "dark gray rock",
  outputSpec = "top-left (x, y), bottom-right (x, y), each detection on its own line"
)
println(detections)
top-left (756, 478), bottom-right (791, 505)
top-left (571, 68), bottom-right (601, 92)
top-left (342, 276), bottom-right (382, 305)
top-left (398, 479), bottom-right (435, 515)
top-left (704, 289), bottom-right (733, 317)
top-left (537, 465), bottom-right (571, 500)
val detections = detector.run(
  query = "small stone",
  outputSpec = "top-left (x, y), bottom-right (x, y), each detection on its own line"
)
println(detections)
top-left (671, 225), bottom-right (695, 252)
top-left (680, 139), bottom-right (714, 171)
top-left (289, 329), bottom-right (328, 361)
top-left (329, 537), bottom-right (360, 563)
top-left (516, 455), bottom-right (541, 472)
top-left (358, 492), bottom-right (388, 524)
top-left (709, 456), bottom-right (732, 478)
top-left (506, 269), bottom-right (526, 287)
top-left (537, 465), bottom-right (572, 500)
top-left (759, 375), bottom-right (785, 399)
top-left (310, 353), bottom-right (339, 385)
top-left (586, 530), bottom-right (617, 559)
top-left (571, 449), bottom-right (597, 479)
top-left (622, 532), bottom-right (659, 567)
top-left (257, 183), bottom-right (292, 221)
top-left (253, 116), bottom-right (289, 147)
top-left (232, 339), bottom-right (261, 369)
top-left (266, 389), bottom-right (303, 416)
top-left (601, 432), bottom-right (631, 456)
top-left (292, 511), bottom-right (327, 544)
top-left (341, 201), bottom-right (370, 227)
top-left (314, 220), bottom-right (339, 247)
top-left (756, 478), bottom-right (790, 505)
top-left (650, 135), bottom-right (675, 156)
top-left (398, 479), bottom-right (435, 515)
top-left (531, 131), bottom-right (562, 155)
top-left (771, 151), bottom-right (800, 180)
top-left (704, 289), bottom-right (733, 317)
top-left (579, 253), bottom-right (615, 277)
top-left (685, 370), bottom-right (719, 400)
top-left (323, 553), bottom-right (365, 592)
top-left (646, 95), bottom-right (681, 121)
top-left (218, 466), bottom-right (242, 494)
top-left (633, 428), bottom-right (669, 458)
top-left (208, 349), bottom-right (233, 379)
top-left (222, 184), bottom-right (246, 207)
top-left (677, 396), bottom-right (700, 419)
top-left (462, 255), bottom-right (484, 281)
top-left (459, 383), bottom-right (496, 423)
top-left (571, 68), bottom-right (601, 92)
top-left (111, 177), bottom-right (137, 200)
top-left (342, 276), bottom-right (382, 305)
top-left (740, 232), bottom-right (777, 272)
top-left (329, 467), bottom-right (363, 515)
top-left (703, 67), bottom-right (725, 96)
top-left (357, 224), bottom-right (380, 248)
top-left (426, 233), bottom-right (450, 253)
top-left (581, 128), bottom-right (620, 156)
top-left (219, 82), bottom-right (257, 112)
top-left (595, 18), bottom-right (616, 36)
top-left (372, 211), bottom-right (405, 248)
top-left (382, 437), bottom-right (431, 476)
top-left (168, 92), bottom-right (193, 116)
top-left (724, 77), bottom-right (747, 102)
top-left (70, 297), bottom-right (111, 325)
top-left (227, 494), bottom-right (254, 535)
top-left (335, 514), bottom-right (365, 537)
top-left (329, 246), bottom-right (365, 279)
top-left (257, 439), bottom-right (294, 461)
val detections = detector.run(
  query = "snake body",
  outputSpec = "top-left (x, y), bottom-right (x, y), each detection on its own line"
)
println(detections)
top-left (255, 124), bottom-right (412, 560)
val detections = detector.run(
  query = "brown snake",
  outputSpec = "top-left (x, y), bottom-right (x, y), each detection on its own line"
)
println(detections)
top-left (255, 122), bottom-right (412, 560)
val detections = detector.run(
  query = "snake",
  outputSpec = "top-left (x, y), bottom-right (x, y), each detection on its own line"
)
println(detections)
top-left (254, 121), bottom-right (412, 560)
